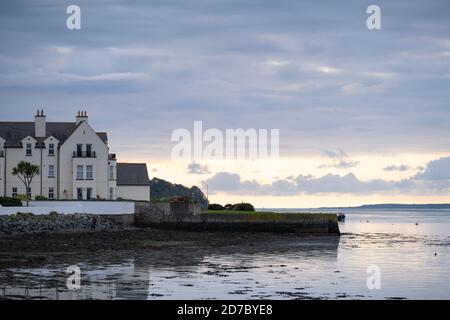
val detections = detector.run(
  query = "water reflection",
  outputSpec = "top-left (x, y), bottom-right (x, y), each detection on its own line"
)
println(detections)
top-left (0, 236), bottom-right (340, 300)
top-left (1, 210), bottom-right (450, 300)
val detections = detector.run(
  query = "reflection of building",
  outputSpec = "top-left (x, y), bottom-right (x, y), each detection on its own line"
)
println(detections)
top-left (0, 110), bottom-right (150, 201)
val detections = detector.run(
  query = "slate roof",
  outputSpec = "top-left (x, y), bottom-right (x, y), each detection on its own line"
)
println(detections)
top-left (117, 163), bottom-right (150, 186)
top-left (0, 122), bottom-right (108, 147)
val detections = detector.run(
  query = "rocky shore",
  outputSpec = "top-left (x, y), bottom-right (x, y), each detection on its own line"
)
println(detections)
top-left (0, 212), bottom-right (120, 235)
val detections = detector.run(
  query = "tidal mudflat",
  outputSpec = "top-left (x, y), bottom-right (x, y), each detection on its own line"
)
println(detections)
top-left (0, 209), bottom-right (449, 300)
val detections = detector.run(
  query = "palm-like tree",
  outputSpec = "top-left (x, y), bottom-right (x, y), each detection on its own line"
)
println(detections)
top-left (12, 161), bottom-right (40, 207)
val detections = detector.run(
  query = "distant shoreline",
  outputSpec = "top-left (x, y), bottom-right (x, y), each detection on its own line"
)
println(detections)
top-left (259, 204), bottom-right (450, 211)
top-left (318, 204), bottom-right (450, 210)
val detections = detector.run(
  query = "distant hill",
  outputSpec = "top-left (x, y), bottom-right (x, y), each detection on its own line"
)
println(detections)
top-left (319, 203), bottom-right (450, 210)
top-left (150, 177), bottom-right (208, 208)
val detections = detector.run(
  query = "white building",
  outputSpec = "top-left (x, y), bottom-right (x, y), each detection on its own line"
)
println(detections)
top-left (0, 110), bottom-right (150, 201)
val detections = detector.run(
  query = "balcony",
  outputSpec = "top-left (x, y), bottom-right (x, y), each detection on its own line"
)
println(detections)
top-left (73, 151), bottom-right (96, 158)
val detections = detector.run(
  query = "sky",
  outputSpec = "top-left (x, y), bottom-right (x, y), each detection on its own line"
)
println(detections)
top-left (0, 0), bottom-right (449, 207)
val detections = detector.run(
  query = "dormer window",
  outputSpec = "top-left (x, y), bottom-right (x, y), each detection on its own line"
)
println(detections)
top-left (26, 143), bottom-right (32, 156)
top-left (48, 143), bottom-right (55, 156)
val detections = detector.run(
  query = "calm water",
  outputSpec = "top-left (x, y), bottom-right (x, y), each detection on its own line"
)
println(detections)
top-left (1, 209), bottom-right (450, 300)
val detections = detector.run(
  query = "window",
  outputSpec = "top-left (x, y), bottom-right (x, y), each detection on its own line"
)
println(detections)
top-left (86, 144), bottom-right (92, 157)
top-left (77, 188), bottom-right (83, 200)
top-left (86, 188), bottom-right (93, 200)
top-left (86, 165), bottom-right (93, 180)
top-left (109, 187), bottom-right (114, 200)
top-left (48, 187), bottom-right (54, 200)
top-left (48, 143), bottom-right (55, 156)
top-left (12, 188), bottom-right (17, 197)
top-left (76, 165), bottom-right (84, 180)
top-left (26, 143), bottom-right (32, 156)
top-left (76, 144), bottom-right (83, 157)
top-left (48, 165), bottom-right (55, 178)
top-left (27, 187), bottom-right (31, 198)
top-left (109, 166), bottom-right (115, 180)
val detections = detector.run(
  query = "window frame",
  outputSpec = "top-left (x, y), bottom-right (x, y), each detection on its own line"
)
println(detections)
top-left (48, 143), bottom-right (55, 156)
top-left (86, 165), bottom-right (93, 180)
top-left (86, 188), bottom-right (93, 200)
top-left (86, 144), bottom-right (93, 157)
top-left (48, 187), bottom-right (54, 200)
top-left (25, 143), bottom-right (32, 156)
top-left (48, 165), bottom-right (55, 178)
top-left (109, 165), bottom-right (115, 180)
top-left (76, 165), bottom-right (84, 180)
top-left (77, 188), bottom-right (83, 200)
top-left (76, 144), bottom-right (83, 157)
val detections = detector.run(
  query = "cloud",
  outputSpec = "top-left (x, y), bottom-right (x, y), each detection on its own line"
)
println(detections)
top-left (319, 159), bottom-right (360, 169)
top-left (383, 164), bottom-right (411, 171)
top-left (187, 162), bottom-right (210, 175)
top-left (1, 0), bottom-right (450, 158)
top-left (63, 72), bottom-right (148, 81)
top-left (204, 156), bottom-right (450, 196)
top-left (318, 149), bottom-right (359, 169)
top-left (322, 149), bottom-right (347, 159)
top-left (415, 156), bottom-right (450, 180)
top-left (203, 172), bottom-right (261, 192)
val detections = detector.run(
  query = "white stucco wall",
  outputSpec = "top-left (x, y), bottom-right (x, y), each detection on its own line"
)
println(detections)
top-left (0, 200), bottom-right (135, 215)
top-left (0, 137), bottom-right (5, 197)
top-left (1, 114), bottom-right (118, 201)
top-left (40, 136), bottom-right (59, 199)
top-left (117, 185), bottom-right (150, 201)
top-left (59, 121), bottom-right (110, 200)
top-left (4, 136), bottom-right (41, 198)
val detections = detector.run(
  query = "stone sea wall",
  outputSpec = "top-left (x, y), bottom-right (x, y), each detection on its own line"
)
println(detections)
top-left (0, 212), bottom-right (121, 235)
top-left (135, 202), bottom-right (340, 235)
top-left (0, 201), bottom-right (340, 235)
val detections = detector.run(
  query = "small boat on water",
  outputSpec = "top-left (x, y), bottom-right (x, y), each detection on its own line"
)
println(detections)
top-left (337, 212), bottom-right (346, 222)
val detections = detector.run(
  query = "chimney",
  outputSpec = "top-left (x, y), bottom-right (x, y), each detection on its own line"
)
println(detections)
top-left (76, 110), bottom-right (88, 126)
top-left (34, 109), bottom-right (46, 138)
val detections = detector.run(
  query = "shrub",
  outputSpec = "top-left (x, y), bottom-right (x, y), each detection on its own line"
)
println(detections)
top-left (15, 212), bottom-right (35, 219)
top-left (35, 195), bottom-right (48, 201)
top-left (231, 203), bottom-right (255, 212)
top-left (208, 203), bottom-right (225, 210)
top-left (15, 194), bottom-right (29, 202)
top-left (0, 197), bottom-right (22, 207)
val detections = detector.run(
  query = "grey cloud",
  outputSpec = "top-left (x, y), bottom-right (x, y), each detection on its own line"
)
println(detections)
top-left (318, 149), bottom-right (359, 169)
top-left (322, 150), bottom-right (348, 159)
top-left (1, 1), bottom-right (450, 158)
top-left (383, 164), bottom-right (411, 172)
top-left (204, 156), bottom-right (450, 195)
top-left (415, 157), bottom-right (450, 180)
top-left (187, 162), bottom-right (210, 175)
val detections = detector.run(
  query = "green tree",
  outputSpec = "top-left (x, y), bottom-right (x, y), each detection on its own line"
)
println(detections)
top-left (12, 161), bottom-right (40, 207)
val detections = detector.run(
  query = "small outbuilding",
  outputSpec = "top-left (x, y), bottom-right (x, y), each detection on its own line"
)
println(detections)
top-left (116, 163), bottom-right (151, 201)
